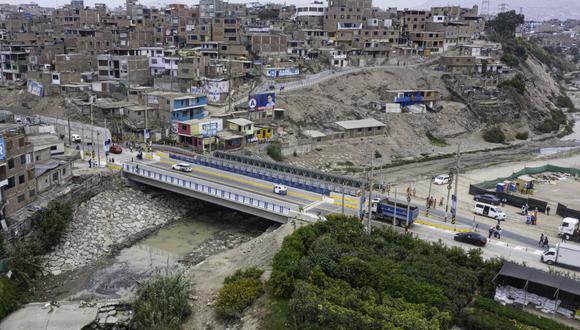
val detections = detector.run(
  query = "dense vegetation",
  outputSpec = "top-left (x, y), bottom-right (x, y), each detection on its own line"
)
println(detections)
top-left (267, 215), bottom-right (505, 329)
top-left (556, 95), bottom-right (576, 112)
top-left (515, 131), bottom-right (529, 140)
top-left (482, 126), bottom-right (506, 143)
top-left (498, 73), bottom-right (526, 94)
top-left (536, 109), bottom-right (568, 134)
top-left (460, 297), bottom-right (573, 330)
top-left (0, 277), bottom-right (19, 320)
top-left (133, 273), bottom-right (191, 330)
top-left (215, 267), bottom-right (264, 318)
top-left (267, 143), bottom-right (283, 161)
top-left (487, 10), bottom-right (524, 41)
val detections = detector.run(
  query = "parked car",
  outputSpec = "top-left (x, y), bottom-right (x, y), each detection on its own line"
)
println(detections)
top-left (273, 184), bottom-right (288, 195)
top-left (433, 175), bottom-right (450, 185)
top-left (172, 163), bottom-right (192, 172)
top-left (473, 193), bottom-right (500, 205)
top-left (72, 134), bottom-right (82, 143)
top-left (109, 144), bottom-right (123, 154)
top-left (454, 232), bottom-right (487, 247)
top-left (473, 202), bottom-right (506, 221)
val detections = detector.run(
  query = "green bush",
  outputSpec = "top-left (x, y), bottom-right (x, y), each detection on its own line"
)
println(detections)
top-left (268, 215), bottom-right (509, 329)
top-left (9, 239), bottom-right (43, 286)
top-left (515, 131), bottom-right (529, 140)
top-left (555, 95), bottom-right (576, 111)
top-left (0, 278), bottom-right (19, 320)
top-left (215, 267), bottom-right (264, 318)
top-left (426, 132), bottom-right (448, 147)
top-left (499, 74), bottom-right (526, 94)
top-left (267, 143), bottom-right (283, 162)
top-left (482, 126), bottom-right (506, 143)
top-left (501, 52), bottom-right (519, 67)
top-left (36, 202), bottom-right (73, 251)
top-left (537, 119), bottom-right (560, 134)
top-left (374, 150), bottom-right (382, 159)
top-left (471, 297), bottom-right (573, 330)
top-left (134, 273), bottom-right (191, 330)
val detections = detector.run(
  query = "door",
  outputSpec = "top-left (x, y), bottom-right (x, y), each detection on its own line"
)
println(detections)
top-left (483, 206), bottom-right (490, 216)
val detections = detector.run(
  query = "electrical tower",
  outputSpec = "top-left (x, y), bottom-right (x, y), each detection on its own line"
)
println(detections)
top-left (498, 3), bottom-right (508, 13)
top-left (481, 0), bottom-right (490, 19)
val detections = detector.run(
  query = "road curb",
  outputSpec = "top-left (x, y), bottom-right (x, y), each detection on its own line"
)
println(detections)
top-left (415, 218), bottom-right (472, 232)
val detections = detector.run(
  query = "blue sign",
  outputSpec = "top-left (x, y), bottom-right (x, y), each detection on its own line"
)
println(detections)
top-left (27, 80), bottom-right (44, 97)
top-left (266, 67), bottom-right (299, 78)
top-left (201, 122), bottom-right (218, 137)
top-left (248, 92), bottom-right (275, 112)
top-left (0, 136), bottom-right (5, 161)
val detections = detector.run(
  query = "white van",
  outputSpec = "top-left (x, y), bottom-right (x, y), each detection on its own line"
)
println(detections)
top-left (71, 134), bottom-right (81, 143)
top-left (473, 202), bottom-right (506, 220)
top-left (273, 184), bottom-right (288, 195)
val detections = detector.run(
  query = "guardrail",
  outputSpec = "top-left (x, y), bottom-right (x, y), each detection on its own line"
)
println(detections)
top-left (123, 163), bottom-right (291, 216)
top-left (169, 153), bottom-right (360, 196)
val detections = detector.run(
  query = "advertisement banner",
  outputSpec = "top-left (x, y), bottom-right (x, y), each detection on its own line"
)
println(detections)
top-left (0, 136), bottom-right (5, 161)
top-left (200, 122), bottom-right (218, 137)
top-left (248, 92), bottom-right (275, 112)
top-left (265, 67), bottom-right (300, 78)
top-left (27, 80), bottom-right (44, 97)
top-left (147, 95), bottom-right (159, 104)
top-left (194, 79), bottom-right (229, 104)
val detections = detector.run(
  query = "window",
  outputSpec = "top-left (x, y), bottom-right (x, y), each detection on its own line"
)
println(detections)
top-left (8, 158), bottom-right (14, 169)
top-left (358, 128), bottom-right (362, 132)
top-left (62, 168), bottom-right (66, 176)
top-left (17, 194), bottom-right (25, 203)
top-left (53, 172), bottom-right (59, 181)
top-left (18, 175), bottom-right (25, 184)
top-left (181, 124), bottom-right (187, 130)
top-left (29, 189), bottom-right (35, 197)
top-left (368, 127), bottom-right (372, 131)
top-left (6, 177), bottom-right (15, 190)
top-left (20, 154), bottom-right (26, 165)
top-left (50, 146), bottom-right (57, 150)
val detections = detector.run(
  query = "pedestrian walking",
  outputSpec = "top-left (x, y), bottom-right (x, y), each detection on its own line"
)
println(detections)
top-left (88, 159), bottom-right (92, 168)
top-left (412, 188), bottom-right (416, 197)
top-left (543, 236), bottom-right (549, 249)
top-left (521, 205), bottom-right (526, 215)
top-left (439, 197), bottom-right (444, 207)
top-left (538, 233), bottom-right (544, 246)
top-left (546, 205), bottom-right (551, 216)
top-left (488, 226), bottom-right (494, 239)
top-left (497, 228), bottom-right (502, 240)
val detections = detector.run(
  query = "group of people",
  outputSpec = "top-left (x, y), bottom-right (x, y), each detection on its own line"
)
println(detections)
top-left (488, 224), bottom-right (503, 239)
top-left (426, 196), bottom-right (444, 209)
top-left (538, 233), bottom-right (549, 249)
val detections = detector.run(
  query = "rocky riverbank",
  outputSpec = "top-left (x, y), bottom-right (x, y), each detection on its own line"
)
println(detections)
top-left (44, 188), bottom-right (202, 276)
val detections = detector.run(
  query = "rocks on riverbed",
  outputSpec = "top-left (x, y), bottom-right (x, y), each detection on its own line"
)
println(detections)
top-left (44, 189), bottom-right (192, 276)
top-left (180, 230), bottom-right (256, 265)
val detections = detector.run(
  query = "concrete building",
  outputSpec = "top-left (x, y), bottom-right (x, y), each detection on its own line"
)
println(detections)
top-left (177, 117), bottom-right (223, 151)
top-left (0, 44), bottom-right (29, 81)
top-left (97, 54), bottom-right (149, 85)
top-left (142, 91), bottom-right (209, 124)
top-left (294, 1), bottom-right (326, 28)
top-left (250, 34), bottom-right (289, 56)
top-left (0, 124), bottom-right (36, 217)
top-left (335, 118), bottom-right (385, 138)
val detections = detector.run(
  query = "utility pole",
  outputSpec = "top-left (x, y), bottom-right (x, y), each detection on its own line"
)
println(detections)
top-left (444, 170), bottom-right (454, 222)
top-left (341, 187), bottom-right (345, 215)
top-left (393, 187), bottom-right (398, 226)
top-left (97, 131), bottom-right (101, 167)
top-left (228, 59), bottom-right (232, 113)
top-left (144, 107), bottom-right (148, 144)
top-left (365, 148), bottom-right (374, 235)
top-left (105, 119), bottom-right (108, 165)
top-left (451, 144), bottom-right (461, 225)
top-left (426, 175), bottom-right (434, 215)
top-left (90, 102), bottom-right (94, 160)
top-left (67, 116), bottom-right (72, 145)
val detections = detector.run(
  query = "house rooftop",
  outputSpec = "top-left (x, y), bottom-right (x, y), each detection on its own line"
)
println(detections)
top-left (335, 118), bottom-right (385, 130)
top-left (227, 118), bottom-right (254, 126)
top-left (25, 134), bottom-right (62, 148)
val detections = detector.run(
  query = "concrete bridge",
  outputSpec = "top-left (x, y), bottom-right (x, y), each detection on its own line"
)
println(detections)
top-left (122, 163), bottom-right (331, 223)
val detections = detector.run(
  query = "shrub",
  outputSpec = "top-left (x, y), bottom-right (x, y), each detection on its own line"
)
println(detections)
top-left (426, 132), bottom-right (448, 147)
top-left (36, 202), bottom-right (73, 251)
top-left (501, 52), bottom-right (519, 67)
top-left (267, 143), bottom-right (283, 162)
top-left (482, 127), bottom-right (505, 143)
top-left (515, 131), bottom-right (529, 140)
top-left (537, 119), bottom-right (560, 134)
top-left (133, 273), bottom-right (191, 330)
top-left (374, 150), bottom-right (382, 159)
top-left (215, 267), bottom-right (264, 318)
top-left (9, 239), bottom-right (43, 286)
top-left (0, 278), bottom-right (19, 320)
top-left (555, 95), bottom-right (576, 111)
top-left (499, 74), bottom-right (526, 94)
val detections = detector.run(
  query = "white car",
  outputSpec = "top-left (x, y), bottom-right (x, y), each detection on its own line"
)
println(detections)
top-left (433, 175), bottom-right (450, 185)
top-left (71, 134), bottom-right (82, 143)
top-left (273, 184), bottom-right (288, 195)
top-left (172, 163), bottom-right (192, 172)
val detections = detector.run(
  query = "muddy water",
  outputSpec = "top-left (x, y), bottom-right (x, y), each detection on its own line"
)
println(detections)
top-left (69, 211), bottom-right (273, 301)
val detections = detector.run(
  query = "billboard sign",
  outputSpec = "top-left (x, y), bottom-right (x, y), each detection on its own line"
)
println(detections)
top-left (200, 122), bottom-right (218, 137)
top-left (192, 79), bottom-right (229, 104)
top-left (265, 67), bottom-right (300, 78)
top-left (0, 136), bottom-right (5, 161)
top-left (27, 80), bottom-right (44, 97)
top-left (248, 92), bottom-right (275, 112)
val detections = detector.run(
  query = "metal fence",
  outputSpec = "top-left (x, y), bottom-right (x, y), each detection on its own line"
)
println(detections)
top-left (123, 163), bottom-right (291, 216)
top-left (475, 164), bottom-right (580, 190)
top-left (556, 203), bottom-right (580, 219)
top-left (170, 153), bottom-right (361, 196)
top-left (469, 184), bottom-right (548, 212)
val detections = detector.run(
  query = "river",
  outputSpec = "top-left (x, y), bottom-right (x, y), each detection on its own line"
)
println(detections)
top-left (37, 206), bottom-right (276, 301)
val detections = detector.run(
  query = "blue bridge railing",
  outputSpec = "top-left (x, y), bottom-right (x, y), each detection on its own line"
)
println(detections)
top-left (169, 154), bottom-right (332, 195)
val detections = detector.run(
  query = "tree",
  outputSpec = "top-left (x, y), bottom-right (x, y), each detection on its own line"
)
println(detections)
top-left (488, 10), bottom-right (524, 40)
top-left (133, 273), bottom-right (191, 330)
top-left (482, 126), bottom-right (506, 143)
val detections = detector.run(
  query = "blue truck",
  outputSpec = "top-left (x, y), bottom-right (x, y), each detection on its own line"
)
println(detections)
top-left (369, 198), bottom-right (419, 227)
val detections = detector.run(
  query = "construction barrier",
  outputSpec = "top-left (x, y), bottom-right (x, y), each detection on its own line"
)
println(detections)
top-left (469, 184), bottom-right (548, 212)
top-left (556, 203), bottom-right (580, 219)
top-left (475, 164), bottom-right (580, 190)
